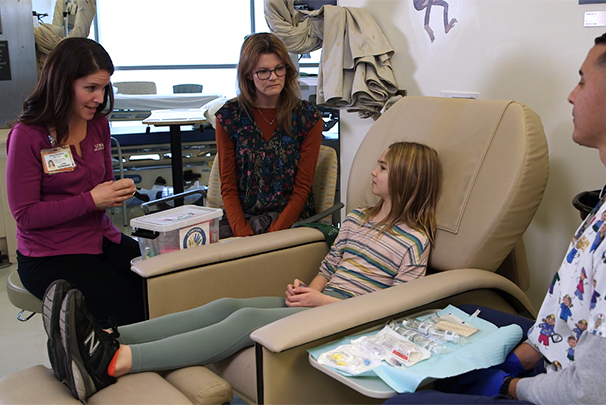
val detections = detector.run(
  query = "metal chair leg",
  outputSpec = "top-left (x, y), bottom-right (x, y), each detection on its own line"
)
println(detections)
top-left (16, 310), bottom-right (36, 322)
top-left (110, 136), bottom-right (128, 227)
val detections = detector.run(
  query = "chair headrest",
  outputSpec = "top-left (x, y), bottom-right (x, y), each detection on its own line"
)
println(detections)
top-left (347, 96), bottom-right (549, 272)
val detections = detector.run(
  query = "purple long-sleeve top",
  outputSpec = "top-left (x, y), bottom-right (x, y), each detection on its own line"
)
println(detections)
top-left (6, 116), bottom-right (121, 257)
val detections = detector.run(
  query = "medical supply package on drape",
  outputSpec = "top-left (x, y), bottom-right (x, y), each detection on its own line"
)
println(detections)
top-left (308, 305), bottom-right (523, 393)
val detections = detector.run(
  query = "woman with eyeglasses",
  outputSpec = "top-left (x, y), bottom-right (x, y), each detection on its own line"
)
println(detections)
top-left (214, 33), bottom-right (324, 238)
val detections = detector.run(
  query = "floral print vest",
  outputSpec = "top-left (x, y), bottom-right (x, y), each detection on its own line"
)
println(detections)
top-left (216, 99), bottom-right (320, 218)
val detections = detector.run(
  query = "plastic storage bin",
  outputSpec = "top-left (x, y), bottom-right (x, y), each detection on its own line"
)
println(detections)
top-left (131, 206), bottom-right (222, 259)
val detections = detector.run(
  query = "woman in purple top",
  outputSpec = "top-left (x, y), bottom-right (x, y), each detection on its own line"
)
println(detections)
top-left (6, 38), bottom-right (144, 328)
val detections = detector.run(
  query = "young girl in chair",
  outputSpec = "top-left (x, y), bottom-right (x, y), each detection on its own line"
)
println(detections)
top-left (45, 141), bottom-right (443, 401)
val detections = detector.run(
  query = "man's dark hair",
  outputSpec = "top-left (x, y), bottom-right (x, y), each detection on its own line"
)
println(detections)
top-left (595, 33), bottom-right (606, 66)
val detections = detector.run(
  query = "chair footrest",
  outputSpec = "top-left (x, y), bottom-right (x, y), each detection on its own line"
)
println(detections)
top-left (0, 365), bottom-right (232, 405)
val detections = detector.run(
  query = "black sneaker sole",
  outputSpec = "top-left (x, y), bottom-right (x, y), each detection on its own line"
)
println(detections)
top-left (60, 289), bottom-right (97, 401)
top-left (42, 280), bottom-right (70, 382)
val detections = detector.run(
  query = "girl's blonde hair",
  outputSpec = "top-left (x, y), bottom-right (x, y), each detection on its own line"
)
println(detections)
top-left (236, 33), bottom-right (300, 136)
top-left (364, 141), bottom-right (443, 246)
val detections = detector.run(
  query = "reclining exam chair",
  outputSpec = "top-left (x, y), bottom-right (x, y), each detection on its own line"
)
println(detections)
top-left (129, 96), bottom-right (549, 404)
top-left (0, 95), bottom-right (548, 404)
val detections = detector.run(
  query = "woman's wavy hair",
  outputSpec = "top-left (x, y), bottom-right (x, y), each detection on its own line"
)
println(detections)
top-left (17, 37), bottom-right (114, 145)
top-left (364, 141), bottom-right (443, 246)
top-left (236, 33), bottom-right (300, 136)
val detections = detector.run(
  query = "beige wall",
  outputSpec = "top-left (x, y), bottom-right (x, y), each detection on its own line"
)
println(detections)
top-left (337, 0), bottom-right (606, 309)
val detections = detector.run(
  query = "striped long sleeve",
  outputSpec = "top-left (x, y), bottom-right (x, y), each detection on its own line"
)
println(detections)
top-left (319, 210), bottom-right (429, 298)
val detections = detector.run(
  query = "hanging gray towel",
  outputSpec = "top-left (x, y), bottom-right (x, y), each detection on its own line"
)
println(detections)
top-left (265, 0), bottom-right (400, 119)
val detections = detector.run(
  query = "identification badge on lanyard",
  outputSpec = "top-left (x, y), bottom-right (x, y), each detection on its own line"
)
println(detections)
top-left (41, 146), bottom-right (76, 174)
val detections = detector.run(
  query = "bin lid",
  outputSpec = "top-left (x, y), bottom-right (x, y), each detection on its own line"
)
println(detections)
top-left (130, 206), bottom-right (223, 232)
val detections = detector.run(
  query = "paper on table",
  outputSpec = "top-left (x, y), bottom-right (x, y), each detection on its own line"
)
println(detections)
top-left (143, 109), bottom-right (207, 124)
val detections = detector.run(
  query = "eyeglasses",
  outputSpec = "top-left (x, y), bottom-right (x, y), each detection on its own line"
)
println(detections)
top-left (253, 65), bottom-right (288, 80)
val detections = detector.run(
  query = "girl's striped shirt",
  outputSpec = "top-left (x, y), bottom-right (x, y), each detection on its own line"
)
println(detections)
top-left (320, 209), bottom-right (429, 298)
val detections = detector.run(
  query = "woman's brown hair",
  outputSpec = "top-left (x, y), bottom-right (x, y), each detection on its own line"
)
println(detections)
top-left (236, 33), bottom-right (300, 135)
top-left (17, 37), bottom-right (114, 145)
top-left (365, 141), bottom-right (443, 246)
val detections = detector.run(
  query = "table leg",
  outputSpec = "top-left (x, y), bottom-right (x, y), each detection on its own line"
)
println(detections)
top-left (169, 124), bottom-right (184, 206)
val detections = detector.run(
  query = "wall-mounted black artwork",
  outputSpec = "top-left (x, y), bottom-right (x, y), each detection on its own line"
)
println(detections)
top-left (414, 0), bottom-right (458, 43)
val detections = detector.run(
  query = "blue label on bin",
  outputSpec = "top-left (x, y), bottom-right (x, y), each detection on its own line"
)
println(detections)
top-left (182, 226), bottom-right (207, 248)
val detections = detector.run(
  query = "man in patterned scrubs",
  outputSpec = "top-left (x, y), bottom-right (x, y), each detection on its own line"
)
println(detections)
top-left (386, 33), bottom-right (606, 405)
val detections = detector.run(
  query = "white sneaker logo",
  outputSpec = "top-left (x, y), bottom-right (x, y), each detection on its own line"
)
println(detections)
top-left (84, 331), bottom-right (100, 356)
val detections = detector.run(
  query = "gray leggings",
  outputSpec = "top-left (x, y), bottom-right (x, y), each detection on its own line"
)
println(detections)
top-left (117, 297), bottom-right (306, 373)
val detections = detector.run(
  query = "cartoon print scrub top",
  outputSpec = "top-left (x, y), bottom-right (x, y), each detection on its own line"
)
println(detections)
top-left (528, 192), bottom-right (606, 371)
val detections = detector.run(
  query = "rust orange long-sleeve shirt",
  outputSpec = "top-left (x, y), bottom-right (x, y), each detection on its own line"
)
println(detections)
top-left (216, 107), bottom-right (323, 237)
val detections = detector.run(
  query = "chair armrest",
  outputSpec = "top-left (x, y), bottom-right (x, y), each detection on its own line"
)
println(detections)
top-left (132, 227), bottom-right (326, 278)
top-left (295, 202), bottom-right (344, 225)
top-left (251, 269), bottom-right (536, 353)
top-left (134, 227), bottom-right (331, 318)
